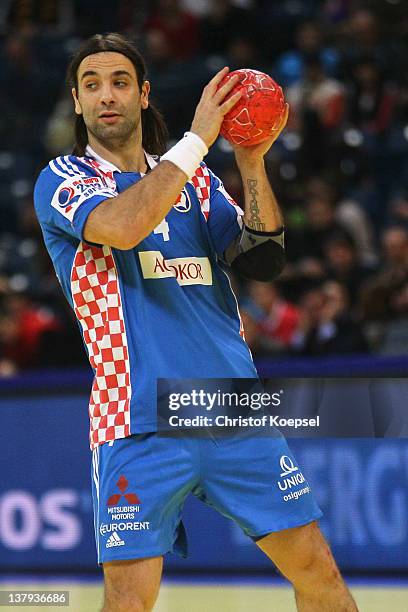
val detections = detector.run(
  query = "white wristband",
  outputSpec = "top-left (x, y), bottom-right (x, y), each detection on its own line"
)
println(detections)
top-left (161, 132), bottom-right (208, 179)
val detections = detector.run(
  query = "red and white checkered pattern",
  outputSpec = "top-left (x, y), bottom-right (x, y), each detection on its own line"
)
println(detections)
top-left (71, 243), bottom-right (131, 449)
top-left (190, 164), bottom-right (211, 220)
top-left (190, 163), bottom-right (243, 226)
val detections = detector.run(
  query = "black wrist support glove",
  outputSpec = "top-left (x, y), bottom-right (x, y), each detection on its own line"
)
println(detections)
top-left (224, 225), bottom-right (285, 282)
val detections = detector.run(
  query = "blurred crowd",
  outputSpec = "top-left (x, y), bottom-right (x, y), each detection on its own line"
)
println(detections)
top-left (0, 0), bottom-right (407, 374)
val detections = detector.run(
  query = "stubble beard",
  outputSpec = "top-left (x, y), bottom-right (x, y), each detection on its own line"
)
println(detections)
top-left (87, 114), bottom-right (140, 149)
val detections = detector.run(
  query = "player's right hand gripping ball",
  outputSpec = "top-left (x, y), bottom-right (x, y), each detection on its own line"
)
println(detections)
top-left (219, 69), bottom-right (286, 147)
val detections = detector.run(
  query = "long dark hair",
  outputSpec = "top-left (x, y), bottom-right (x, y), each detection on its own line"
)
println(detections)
top-left (66, 33), bottom-right (168, 156)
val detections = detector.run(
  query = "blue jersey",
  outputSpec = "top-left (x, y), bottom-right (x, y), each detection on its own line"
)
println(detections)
top-left (34, 147), bottom-right (257, 448)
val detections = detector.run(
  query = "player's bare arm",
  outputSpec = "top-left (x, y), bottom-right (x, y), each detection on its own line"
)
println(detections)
top-left (222, 105), bottom-right (289, 282)
top-left (235, 104), bottom-right (289, 232)
top-left (82, 67), bottom-right (242, 249)
top-left (83, 160), bottom-right (188, 249)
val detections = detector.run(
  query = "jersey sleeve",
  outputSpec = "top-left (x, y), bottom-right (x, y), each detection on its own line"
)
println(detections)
top-left (206, 167), bottom-right (244, 259)
top-left (34, 156), bottom-right (117, 240)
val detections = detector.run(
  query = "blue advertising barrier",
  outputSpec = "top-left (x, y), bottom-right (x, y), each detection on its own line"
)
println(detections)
top-left (0, 365), bottom-right (407, 572)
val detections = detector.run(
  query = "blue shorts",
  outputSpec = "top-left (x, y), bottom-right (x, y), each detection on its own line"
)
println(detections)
top-left (91, 431), bottom-right (322, 563)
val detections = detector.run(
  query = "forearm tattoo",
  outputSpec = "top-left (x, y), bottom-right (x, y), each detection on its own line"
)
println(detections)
top-left (246, 179), bottom-right (266, 231)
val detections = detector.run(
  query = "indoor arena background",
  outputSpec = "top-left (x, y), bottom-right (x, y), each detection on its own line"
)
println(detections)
top-left (0, 1), bottom-right (407, 611)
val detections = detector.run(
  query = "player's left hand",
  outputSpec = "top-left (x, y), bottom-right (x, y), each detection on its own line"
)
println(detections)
top-left (233, 103), bottom-right (289, 166)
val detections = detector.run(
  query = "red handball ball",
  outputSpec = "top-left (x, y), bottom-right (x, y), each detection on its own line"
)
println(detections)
top-left (219, 69), bottom-right (287, 146)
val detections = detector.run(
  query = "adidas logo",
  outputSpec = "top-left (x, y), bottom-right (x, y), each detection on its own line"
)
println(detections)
top-left (106, 532), bottom-right (125, 548)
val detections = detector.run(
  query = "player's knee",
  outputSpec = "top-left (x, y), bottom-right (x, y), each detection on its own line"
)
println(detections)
top-left (102, 557), bottom-right (162, 612)
top-left (290, 540), bottom-right (341, 591)
top-left (103, 581), bottom-right (156, 612)
top-left (103, 589), bottom-right (154, 612)
top-left (293, 545), bottom-right (325, 577)
top-left (281, 525), bottom-right (341, 589)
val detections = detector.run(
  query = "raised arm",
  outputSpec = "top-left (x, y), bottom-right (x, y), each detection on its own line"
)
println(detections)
top-left (236, 105), bottom-right (288, 233)
top-left (83, 68), bottom-right (241, 250)
top-left (223, 104), bottom-right (289, 282)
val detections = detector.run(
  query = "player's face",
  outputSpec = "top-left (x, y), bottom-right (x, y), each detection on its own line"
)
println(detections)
top-left (72, 52), bottom-right (150, 147)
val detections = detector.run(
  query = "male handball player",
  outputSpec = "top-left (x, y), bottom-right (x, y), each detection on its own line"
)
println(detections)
top-left (34, 33), bottom-right (357, 612)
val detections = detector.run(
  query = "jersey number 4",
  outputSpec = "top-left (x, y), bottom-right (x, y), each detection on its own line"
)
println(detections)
top-left (154, 218), bottom-right (170, 241)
